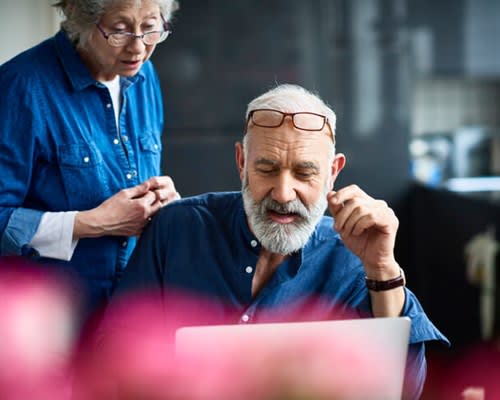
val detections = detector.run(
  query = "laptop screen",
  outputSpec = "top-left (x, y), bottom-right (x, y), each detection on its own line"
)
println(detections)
top-left (175, 317), bottom-right (411, 400)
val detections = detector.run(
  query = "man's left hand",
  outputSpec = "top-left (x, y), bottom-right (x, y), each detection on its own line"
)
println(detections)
top-left (327, 185), bottom-right (400, 280)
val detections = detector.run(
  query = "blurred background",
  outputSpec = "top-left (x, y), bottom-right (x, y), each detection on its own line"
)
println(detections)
top-left (2, 0), bottom-right (500, 397)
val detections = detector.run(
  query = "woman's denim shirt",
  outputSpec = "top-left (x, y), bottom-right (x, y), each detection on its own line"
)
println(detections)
top-left (0, 31), bottom-right (164, 312)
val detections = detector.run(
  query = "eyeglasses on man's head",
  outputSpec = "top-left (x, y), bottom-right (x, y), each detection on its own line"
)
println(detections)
top-left (96, 20), bottom-right (172, 47)
top-left (245, 109), bottom-right (334, 140)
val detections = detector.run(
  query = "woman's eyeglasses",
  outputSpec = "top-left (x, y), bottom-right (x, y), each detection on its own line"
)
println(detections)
top-left (96, 21), bottom-right (172, 47)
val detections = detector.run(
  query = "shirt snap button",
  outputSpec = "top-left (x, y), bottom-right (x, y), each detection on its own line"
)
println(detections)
top-left (250, 240), bottom-right (258, 247)
top-left (126, 173), bottom-right (132, 179)
top-left (113, 138), bottom-right (119, 145)
top-left (83, 156), bottom-right (90, 163)
top-left (241, 314), bottom-right (250, 322)
top-left (106, 103), bottom-right (112, 108)
top-left (245, 266), bottom-right (253, 274)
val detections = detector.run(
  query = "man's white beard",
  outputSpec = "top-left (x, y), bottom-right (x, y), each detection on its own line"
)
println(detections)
top-left (242, 178), bottom-right (329, 255)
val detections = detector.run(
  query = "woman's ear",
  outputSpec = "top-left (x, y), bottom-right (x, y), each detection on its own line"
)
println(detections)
top-left (235, 141), bottom-right (245, 181)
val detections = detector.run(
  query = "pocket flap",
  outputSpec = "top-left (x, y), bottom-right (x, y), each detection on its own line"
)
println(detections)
top-left (139, 134), bottom-right (162, 153)
top-left (58, 143), bottom-right (103, 167)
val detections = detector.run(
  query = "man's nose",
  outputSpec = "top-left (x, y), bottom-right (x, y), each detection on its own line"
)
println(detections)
top-left (271, 173), bottom-right (297, 204)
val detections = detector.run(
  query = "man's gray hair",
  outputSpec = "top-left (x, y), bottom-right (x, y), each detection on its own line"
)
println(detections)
top-left (52, 0), bottom-right (179, 47)
top-left (243, 83), bottom-right (336, 162)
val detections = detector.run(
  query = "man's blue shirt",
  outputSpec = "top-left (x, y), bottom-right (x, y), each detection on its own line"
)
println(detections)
top-left (0, 31), bottom-right (164, 311)
top-left (117, 191), bottom-right (449, 399)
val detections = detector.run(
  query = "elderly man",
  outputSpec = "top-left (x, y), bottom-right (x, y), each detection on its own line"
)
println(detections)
top-left (114, 84), bottom-right (448, 399)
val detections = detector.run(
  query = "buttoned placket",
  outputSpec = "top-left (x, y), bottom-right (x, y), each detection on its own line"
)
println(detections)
top-left (99, 81), bottom-right (139, 186)
top-left (236, 237), bottom-right (257, 323)
top-left (119, 86), bottom-right (139, 185)
top-left (242, 242), bottom-right (307, 325)
top-left (96, 81), bottom-right (139, 279)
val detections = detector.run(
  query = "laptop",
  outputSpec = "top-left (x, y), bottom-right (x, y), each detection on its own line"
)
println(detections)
top-left (175, 317), bottom-right (411, 400)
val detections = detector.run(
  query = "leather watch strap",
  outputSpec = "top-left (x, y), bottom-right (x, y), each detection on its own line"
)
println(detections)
top-left (365, 268), bottom-right (405, 292)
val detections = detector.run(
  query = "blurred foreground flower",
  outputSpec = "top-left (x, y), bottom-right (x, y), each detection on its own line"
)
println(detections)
top-left (73, 291), bottom-right (393, 400)
top-left (0, 261), bottom-right (406, 400)
top-left (0, 258), bottom-right (77, 399)
top-left (461, 386), bottom-right (485, 400)
top-left (437, 340), bottom-right (500, 400)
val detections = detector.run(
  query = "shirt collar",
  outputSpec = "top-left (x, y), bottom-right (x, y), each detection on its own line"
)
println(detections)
top-left (54, 30), bottom-right (145, 91)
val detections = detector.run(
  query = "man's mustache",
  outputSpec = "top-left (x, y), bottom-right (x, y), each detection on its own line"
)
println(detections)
top-left (261, 197), bottom-right (309, 219)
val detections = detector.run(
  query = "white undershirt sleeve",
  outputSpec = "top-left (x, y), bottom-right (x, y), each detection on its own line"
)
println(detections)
top-left (30, 211), bottom-right (79, 261)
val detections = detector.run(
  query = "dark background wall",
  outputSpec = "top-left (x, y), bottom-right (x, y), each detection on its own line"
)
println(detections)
top-left (152, 0), bottom-right (416, 208)
top-left (152, 0), bottom-right (470, 203)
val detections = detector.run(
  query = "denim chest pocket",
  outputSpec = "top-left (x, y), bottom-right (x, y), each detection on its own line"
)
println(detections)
top-left (59, 143), bottom-right (103, 167)
top-left (139, 133), bottom-right (162, 176)
top-left (139, 134), bottom-right (162, 154)
top-left (58, 143), bottom-right (112, 209)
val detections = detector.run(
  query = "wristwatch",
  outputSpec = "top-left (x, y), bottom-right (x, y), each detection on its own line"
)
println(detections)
top-left (365, 268), bottom-right (406, 291)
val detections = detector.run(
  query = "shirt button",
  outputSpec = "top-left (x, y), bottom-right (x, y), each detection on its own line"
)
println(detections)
top-left (245, 266), bottom-right (253, 274)
top-left (153, 144), bottom-right (159, 150)
top-left (126, 173), bottom-right (132, 179)
top-left (241, 314), bottom-right (250, 323)
top-left (113, 138), bottom-right (119, 145)
top-left (83, 156), bottom-right (90, 163)
top-left (250, 240), bottom-right (258, 247)
top-left (121, 241), bottom-right (127, 247)
top-left (106, 103), bottom-right (112, 108)
top-left (122, 135), bottom-right (128, 142)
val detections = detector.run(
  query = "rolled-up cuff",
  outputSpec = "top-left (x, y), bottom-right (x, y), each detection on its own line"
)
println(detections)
top-left (1, 208), bottom-right (44, 255)
top-left (403, 287), bottom-right (451, 346)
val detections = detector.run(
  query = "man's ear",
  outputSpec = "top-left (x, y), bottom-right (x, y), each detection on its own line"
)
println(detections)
top-left (329, 153), bottom-right (346, 189)
top-left (235, 141), bottom-right (245, 181)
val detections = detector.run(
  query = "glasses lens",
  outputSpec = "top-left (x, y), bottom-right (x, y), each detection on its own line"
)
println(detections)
top-left (293, 113), bottom-right (326, 131)
top-left (251, 110), bottom-right (284, 128)
top-left (143, 31), bottom-right (164, 45)
top-left (108, 33), bottom-right (129, 47)
top-left (157, 30), bottom-right (171, 43)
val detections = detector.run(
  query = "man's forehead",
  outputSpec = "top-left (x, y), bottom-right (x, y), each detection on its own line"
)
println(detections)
top-left (248, 126), bottom-right (330, 151)
top-left (248, 130), bottom-right (329, 165)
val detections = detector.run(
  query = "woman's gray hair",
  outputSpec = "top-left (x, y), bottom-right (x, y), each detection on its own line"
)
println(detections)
top-left (243, 84), bottom-right (337, 160)
top-left (52, 0), bottom-right (179, 47)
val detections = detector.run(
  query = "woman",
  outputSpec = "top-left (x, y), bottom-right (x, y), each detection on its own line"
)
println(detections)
top-left (0, 0), bottom-right (180, 318)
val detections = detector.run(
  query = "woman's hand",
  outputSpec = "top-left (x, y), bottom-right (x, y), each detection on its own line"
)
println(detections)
top-left (144, 175), bottom-right (181, 208)
top-left (73, 176), bottom-right (179, 239)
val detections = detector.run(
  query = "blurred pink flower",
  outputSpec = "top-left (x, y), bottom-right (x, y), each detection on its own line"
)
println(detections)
top-left (462, 386), bottom-right (485, 400)
top-left (0, 260), bottom-right (406, 400)
top-left (73, 290), bottom-right (393, 400)
top-left (433, 340), bottom-right (500, 399)
top-left (0, 259), bottom-right (77, 400)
